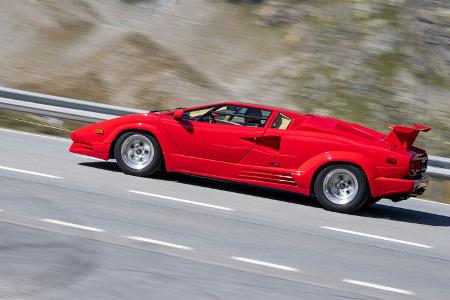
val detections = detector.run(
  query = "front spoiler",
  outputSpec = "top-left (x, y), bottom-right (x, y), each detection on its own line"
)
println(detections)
top-left (69, 141), bottom-right (110, 160)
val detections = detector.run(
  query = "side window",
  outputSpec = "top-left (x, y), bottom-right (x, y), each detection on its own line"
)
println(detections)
top-left (183, 107), bottom-right (214, 120)
top-left (212, 105), bottom-right (271, 127)
top-left (271, 113), bottom-right (292, 130)
top-left (213, 105), bottom-right (241, 124)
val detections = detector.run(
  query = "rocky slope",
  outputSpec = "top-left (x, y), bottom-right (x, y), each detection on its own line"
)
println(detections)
top-left (0, 0), bottom-right (448, 154)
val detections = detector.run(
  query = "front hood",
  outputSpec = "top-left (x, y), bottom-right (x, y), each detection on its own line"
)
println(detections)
top-left (292, 115), bottom-right (384, 142)
top-left (71, 113), bottom-right (149, 142)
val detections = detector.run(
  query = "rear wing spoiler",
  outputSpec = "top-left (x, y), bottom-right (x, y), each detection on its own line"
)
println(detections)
top-left (385, 124), bottom-right (431, 150)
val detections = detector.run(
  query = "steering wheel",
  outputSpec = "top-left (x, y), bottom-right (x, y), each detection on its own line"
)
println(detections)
top-left (207, 113), bottom-right (216, 123)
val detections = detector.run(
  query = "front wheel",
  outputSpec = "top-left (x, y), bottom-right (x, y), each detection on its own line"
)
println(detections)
top-left (114, 132), bottom-right (162, 177)
top-left (314, 164), bottom-right (369, 213)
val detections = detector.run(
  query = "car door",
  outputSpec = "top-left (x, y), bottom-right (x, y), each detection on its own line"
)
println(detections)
top-left (239, 111), bottom-right (299, 169)
top-left (160, 104), bottom-right (271, 163)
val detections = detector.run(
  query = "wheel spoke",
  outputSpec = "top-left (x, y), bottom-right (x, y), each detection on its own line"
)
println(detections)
top-left (121, 134), bottom-right (156, 170)
top-left (322, 169), bottom-right (359, 205)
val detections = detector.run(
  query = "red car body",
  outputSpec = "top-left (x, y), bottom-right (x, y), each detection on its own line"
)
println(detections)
top-left (70, 102), bottom-right (430, 203)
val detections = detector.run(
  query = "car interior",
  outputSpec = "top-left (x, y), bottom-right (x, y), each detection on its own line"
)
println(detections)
top-left (182, 105), bottom-right (272, 127)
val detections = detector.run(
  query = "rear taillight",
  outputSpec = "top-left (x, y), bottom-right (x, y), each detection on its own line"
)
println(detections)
top-left (410, 154), bottom-right (427, 176)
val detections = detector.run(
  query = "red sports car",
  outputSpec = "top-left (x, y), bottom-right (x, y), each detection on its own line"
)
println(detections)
top-left (70, 102), bottom-right (430, 213)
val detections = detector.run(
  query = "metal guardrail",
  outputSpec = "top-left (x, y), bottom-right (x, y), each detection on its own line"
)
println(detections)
top-left (0, 87), bottom-right (146, 123)
top-left (0, 86), bottom-right (449, 179)
top-left (427, 156), bottom-right (450, 179)
top-left (428, 155), bottom-right (450, 169)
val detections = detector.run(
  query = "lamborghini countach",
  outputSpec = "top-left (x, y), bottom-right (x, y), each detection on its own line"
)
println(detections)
top-left (70, 102), bottom-right (430, 213)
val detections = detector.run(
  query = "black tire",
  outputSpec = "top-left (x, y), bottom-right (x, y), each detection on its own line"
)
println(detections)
top-left (314, 164), bottom-right (370, 213)
top-left (114, 132), bottom-right (162, 177)
top-left (364, 197), bottom-right (381, 208)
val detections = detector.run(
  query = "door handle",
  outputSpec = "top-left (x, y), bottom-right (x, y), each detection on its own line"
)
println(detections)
top-left (242, 136), bottom-right (259, 143)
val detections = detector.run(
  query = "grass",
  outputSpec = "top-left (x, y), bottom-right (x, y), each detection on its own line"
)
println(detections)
top-left (421, 178), bottom-right (450, 205)
top-left (378, 5), bottom-right (401, 27)
top-left (40, 18), bottom-right (94, 45)
top-left (13, 31), bottom-right (226, 110)
top-left (414, 70), bottom-right (449, 89)
top-left (370, 50), bottom-right (405, 78)
top-left (0, 109), bottom-right (87, 138)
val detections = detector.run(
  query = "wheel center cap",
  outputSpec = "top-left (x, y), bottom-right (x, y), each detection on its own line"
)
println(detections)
top-left (340, 183), bottom-right (346, 189)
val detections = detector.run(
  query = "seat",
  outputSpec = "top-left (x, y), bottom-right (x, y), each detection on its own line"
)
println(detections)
top-left (244, 108), bottom-right (262, 127)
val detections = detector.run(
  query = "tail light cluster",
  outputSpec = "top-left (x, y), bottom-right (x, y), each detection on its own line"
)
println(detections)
top-left (410, 153), bottom-right (428, 176)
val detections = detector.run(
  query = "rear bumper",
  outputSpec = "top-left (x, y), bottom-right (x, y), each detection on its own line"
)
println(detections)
top-left (370, 174), bottom-right (429, 200)
top-left (69, 141), bottom-right (110, 160)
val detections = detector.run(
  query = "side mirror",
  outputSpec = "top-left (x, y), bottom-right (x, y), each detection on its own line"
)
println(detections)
top-left (173, 109), bottom-right (184, 120)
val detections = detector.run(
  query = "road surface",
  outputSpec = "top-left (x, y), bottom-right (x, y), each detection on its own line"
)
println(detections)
top-left (0, 128), bottom-right (449, 299)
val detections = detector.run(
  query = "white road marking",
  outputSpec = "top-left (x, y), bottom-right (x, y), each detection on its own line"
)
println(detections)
top-left (73, 154), bottom-right (104, 161)
top-left (0, 166), bottom-right (61, 179)
top-left (410, 197), bottom-right (450, 206)
top-left (126, 236), bottom-right (193, 250)
top-left (40, 219), bottom-right (105, 232)
top-left (0, 127), bottom-right (69, 142)
top-left (128, 190), bottom-right (234, 211)
top-left (342, 279), bottom-right (414, 295)
top-left (321, 226), bottom-right (432, 249)
top-left (230, 257), bottom-right (299, 272)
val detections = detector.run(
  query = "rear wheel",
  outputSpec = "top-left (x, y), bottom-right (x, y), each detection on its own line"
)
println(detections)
top-left (364, 197), bottom-right (381, 208)
top-left (314, 164), bottom-right (369, 213)
top-left (114, 132), bottom-right (162, 177)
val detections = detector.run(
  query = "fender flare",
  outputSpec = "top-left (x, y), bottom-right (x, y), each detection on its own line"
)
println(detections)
top-left (105, 122), bottom-right (178, 158)
top-left (298, 151), bottom-right (378, 195)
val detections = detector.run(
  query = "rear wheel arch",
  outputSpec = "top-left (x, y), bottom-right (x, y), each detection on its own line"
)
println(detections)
top-left (300, 151), bottom-right (377, 196)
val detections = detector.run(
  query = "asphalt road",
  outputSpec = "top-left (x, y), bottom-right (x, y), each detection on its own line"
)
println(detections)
top-left (0, 127), bottom-right (449, 300)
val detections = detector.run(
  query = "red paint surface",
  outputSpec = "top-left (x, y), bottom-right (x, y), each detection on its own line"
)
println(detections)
top-left (70, 102), bottom-right (430, 200)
